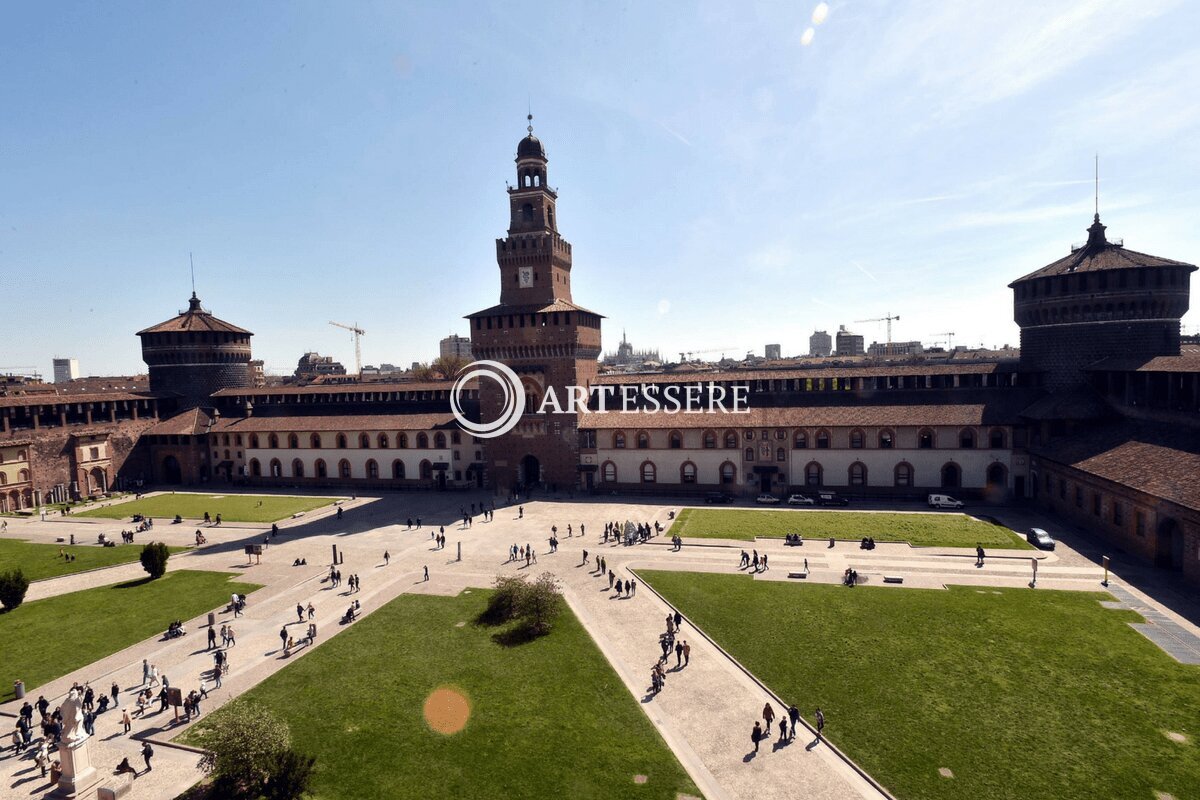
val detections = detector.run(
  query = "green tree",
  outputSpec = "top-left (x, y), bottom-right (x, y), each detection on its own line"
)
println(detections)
top-left (139, 541), bottom-right (170, 579)
top-left (262, 748), bottom-right (317, 800)
top-left (482, 574), bottom-right (528, 624)
top-left (516, 572), bottom-right (562, 636)
top-left (197, 702), bottom-right (291, 797)
top-left (431, 355), bottom-right (470, 379)
top-left (0, 568), bottom-right (29, 611)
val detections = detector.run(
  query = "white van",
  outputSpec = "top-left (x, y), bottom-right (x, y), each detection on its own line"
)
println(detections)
top-left (927, 494), bottom-right (964, 509)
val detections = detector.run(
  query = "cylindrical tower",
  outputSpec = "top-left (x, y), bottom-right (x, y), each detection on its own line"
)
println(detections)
top-left (137, 293), bottom-right (254, 408)
top-left (1011, 215), bottom-right (1195, 392)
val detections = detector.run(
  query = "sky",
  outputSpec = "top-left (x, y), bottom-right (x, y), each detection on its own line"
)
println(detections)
top-left (3, 0), bottom-right (1199, 377)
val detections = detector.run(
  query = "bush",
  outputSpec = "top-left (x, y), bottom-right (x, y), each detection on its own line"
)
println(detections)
top-left (516, 572), bottom-right (562, 636)
top-left (262, 748), bottom-right (317, 800)
top-left (197, 702), bottom-right (291, 797)
top-left (481, 575), bottom-right (528, 624)
top-left (0, 568), bottom-right (29, 611)
top-left (139, 541), bottom-right (170, 579)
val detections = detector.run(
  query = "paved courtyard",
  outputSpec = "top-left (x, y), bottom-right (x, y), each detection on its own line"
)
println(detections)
top-left (2, 490), bottom-right (1197, 799)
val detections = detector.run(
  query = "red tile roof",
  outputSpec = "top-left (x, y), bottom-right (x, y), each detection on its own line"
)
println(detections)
top-left (1085, 353), bottom-right (1200, 373)
top-left (146, 408), bottom-right (213, 436)
top-left (579, 402), bottom-right (1022, 429)
top-left (137, 295), bottom-right (252, 335)
top-left (593, 363), bottom-right (1008, 385)
top-left (211, 381), bottom-right (462, 397)
top-left (204, 413), bottom-right (458, 433)
top-left (465, 299), bottom-right (604, 318)
top-left (0, 391), bottom-right (155, 409)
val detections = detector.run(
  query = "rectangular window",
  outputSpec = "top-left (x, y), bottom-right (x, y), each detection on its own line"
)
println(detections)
top-left (1112, 502), bottom-right (1123, 527)
top-left (1135, 511), bottom-right (1145, 537)
top-left (1075, 486), bottom-right (1082, 508)
top-left (1092, 493), bottom-right (1101, 516)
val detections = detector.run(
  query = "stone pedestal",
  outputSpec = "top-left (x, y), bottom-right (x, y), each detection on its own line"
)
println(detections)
top-left (55, 736), bottom-right (100, 798)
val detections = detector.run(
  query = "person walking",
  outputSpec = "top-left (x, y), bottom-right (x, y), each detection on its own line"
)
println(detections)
top-left (207, 626), bottom-right (216, 650)
top-left (296, 603), bottom-right (305, 623)
top-left (423, 565), bottom-right (429, 582)
top-left (682, 640), bottom-right (691, 666)
top-left (752, 721), bottom-right (763, 753)
top-left (1031, 556), bottom-right (1038, 588)
top-left (111, 681), bottom-right (119, 706)
top-left (226, 625), bottom-right (235, 646)
top-left (673, 610), bottom-right (683, 630)
top-left (384, 550), bottom-right (390, 566)
top-left (762, 702), bottom-right (776, 733)
top-left (788, 705), bottom-right (800, 740)
top-left (976, 544), bottom-right (985, 568)
top-left (141, 741), bottom-right (154, 773)
top-left (779, 716), bottom-right (789, 742)
top-left (674, 640), bottom-right (683, 667)
top-left (815, 707), bottom-right (825, 739)
top-left (307, 603), bottom-right (315, 620)
top-left (279, 626), bottom-right (288, 651)
top-left (121, 708), bottom-right (132, 734)
top-left (141, 659), bottom-right (150, 686)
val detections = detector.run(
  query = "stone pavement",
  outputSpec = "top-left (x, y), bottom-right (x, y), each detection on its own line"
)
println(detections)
top-left (2, 491), bottom-right (1197, 800)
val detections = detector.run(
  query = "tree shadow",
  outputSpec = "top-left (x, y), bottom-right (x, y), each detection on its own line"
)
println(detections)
top-left (490, 623), bottom-right (542, 648)
top-left (114, 576), bottom-right (155, 589)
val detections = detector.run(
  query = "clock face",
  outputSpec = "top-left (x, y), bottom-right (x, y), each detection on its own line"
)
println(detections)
top-left (518, 267), bottom-right (533, 288)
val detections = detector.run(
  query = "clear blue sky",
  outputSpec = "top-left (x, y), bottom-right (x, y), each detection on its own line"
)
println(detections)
top-left (3, 0), bottom-right (1198, 377)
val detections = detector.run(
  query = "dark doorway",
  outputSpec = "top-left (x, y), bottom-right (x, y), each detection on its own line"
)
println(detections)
top-left (759, 473), bottom-right (772, 493)
top-left (1014, 475), bottom-right (1025, 499)
top-left (584, 471), bottom-right (594, 491)
top-left (940, 463), bottom-right (961, 489)
top-left (520, 454), bottom-right (540, 489)
top-left (1156, 518), bottom-right (1184, 570)
top-left (161, 455), bottom-right (182, 485)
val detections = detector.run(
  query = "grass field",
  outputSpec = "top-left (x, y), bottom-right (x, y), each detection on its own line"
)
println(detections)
top-left (0, 570), bottom-right (259, 701)
top-left (643, 570), bottom-right (1200, 800)
top-left (183, 590), bottom-right (698, 800)
top-left (76, 493), bottom-right (339, 523)
top-left (0, 538), bottom-right (189, 582)
top-left (669, 508), bottom-right (1029, 548)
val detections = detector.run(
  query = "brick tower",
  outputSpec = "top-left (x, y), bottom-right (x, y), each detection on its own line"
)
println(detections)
top-left (467, 118), bottom-right (603, 491)
top-left (138, 292), bottom-right (255, 409)
top-left (1011, 214), bottom-right (1195, 392)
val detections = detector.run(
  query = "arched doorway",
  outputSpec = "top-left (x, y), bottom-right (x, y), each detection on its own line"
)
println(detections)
top-left (519, 454), bottom-right (540, 489)
top-left (161, 455), bottom-right (182, 485)
top-left (1156, 518), bottom-right (1184, 570)
top-left (940, 462), bottom-right (961, 489)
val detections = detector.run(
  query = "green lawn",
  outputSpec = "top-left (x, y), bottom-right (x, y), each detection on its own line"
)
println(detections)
top-left (76, 492), bottom-right (339, 523)
top-left (0, 538), bottom-right (189, 582)
top-left (0, 570), bottom-right (260, 701)
top-left (183, 590), bottom-right (699, 800)
top-left (642, 570), bottom-right (1200, 800)
top-left (669, 508), bottom-right (1029, 548)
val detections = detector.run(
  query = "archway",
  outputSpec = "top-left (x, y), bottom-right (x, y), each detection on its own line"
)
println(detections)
top-left (940, 462), bottom-right (961, 489)
top-left (519, 454), bottom-right (540, 489)
top-left (161, 455), bottom-right (182, 485)
top-left (1156, 518), bottom-right (1184, 570)
top-left (89, 466), bottom-right (107, 494)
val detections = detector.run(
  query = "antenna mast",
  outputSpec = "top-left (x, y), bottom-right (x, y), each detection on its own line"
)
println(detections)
top-left (189, 252), bottom-right (196, 295)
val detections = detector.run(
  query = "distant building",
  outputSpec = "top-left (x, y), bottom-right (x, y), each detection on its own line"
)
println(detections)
top-left (439, 334), bottom-right (473, 361)
top-left (602, 331), bottom-right (660, 368)
top-left (809, 330), bottom-right (832, 357)
top-left (52, 358), bottom-right (79, 383)
top-left (765, 344), bottom-right (781, 360)
top-left (249, 359), bottom-right (266, 387)
top-left (294, 352), bottom-right (346, 381)
top-left (834, 325), bottom-right (864, 357)
top-left (867, 340), bottom-right (924, 358)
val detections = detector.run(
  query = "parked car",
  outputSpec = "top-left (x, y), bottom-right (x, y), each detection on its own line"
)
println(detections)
top-left (816, 492), bottom-right (849, 507)
top-left (756, 493), bottom-right (781, 505)
top-left (927, 494), bottom-right (964, 509)
top-left (1027, 527), bottom-right (1056, 550)
top-left (704, 491), bottom-right (735, 505)
top-left (787, 493), bottom-right (815, 506)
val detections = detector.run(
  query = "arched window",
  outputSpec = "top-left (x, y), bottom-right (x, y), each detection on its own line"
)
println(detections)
top-left (703, 430), bottom-right (717, 449)
top-left (989, 428), bottom-right (1006, 449)
top-left (249, 458), bottom-right (261, 477)
top-left (894, 462), bottom-right (913, 487)
top-left (398, 433), bottom-right (409, 449)
top-left (310, 433), bottom-right (321, 449)
top-left (392, 460), bottom-right (405, 479)
top-left (744, 447), bottom-right (755, 462)
top-left (719, 461), bottom-right (736, 484)
top-left (269, 459), bottom-right (282, 478)
top-left (339, 459), bottom-right (352, 479)
top-left (918, 429), bottom-right (935, 449)
top-left (680, 462), bottom-right (697, 483)
top-left (366, 459), bottom-right (379, 479)
top-left (959, 429), bottom-right (975, 449)
top-left (360, 433), bottom-right (371, 449)
top-left (805, 461), bottom-right (823, 487)
top-left (268, 434), bottom-right (279, 449)
top-left (724, 431), bottom-right (738, 449)
top-left (793, 430), bottom-right (808, 449)
top-left (224, 449), bottom-right (231, 460)
top-left (336, 433), bottom-right (348, 449)
top-left (378, 433), bottom-right (390, 449)
top-left (315, 459), bottom-right (327, 478)
top-left (850, 429), bottom-right (865, 449)
top-left (18, 468), bottom-right (31, 483)
top-left (669, 431), bottom-right (682, 449)
top-left (602, 461), bottom-right (617, 483)
top-left (222, 434), bottom-right (230, 446)
top-left (849, 461), bottom-right (867, 486)
top-left (879, 430), bottom-right (894, 449)
top-left (288, 433), bottom-right (299, 449)
top-left (419, 460), bottom-right (433, 480)
top-left (250, 434), bottom-right (260, 449)
top-left (0, 474), bottom-right (6, 485)
top-left (641, 461), bottom-right (656, 483)
top-left (292, 459), bottom-right (305, 478)
top-left (986, 463), bottom-right (1007, 488)
top-left (613, 432), bottom-right (626, 449)
top-left (940, 462), bottom-right (961, 488)
top-left (417, 433), bottom-right (429, 448)
top-left (16, 450), bottom-right (26, 461)
top-left (776, 447), bottom-right (786, 462)
top-left (815, 429), bottom-right (830, 449)
top-left (434, 432), bottom-right (447, 448)
top-left (636, 431), bottom-right (650, 449)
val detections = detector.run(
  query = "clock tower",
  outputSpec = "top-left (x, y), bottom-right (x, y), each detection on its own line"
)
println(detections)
top-left (467, 117), bottom-right (603, 491)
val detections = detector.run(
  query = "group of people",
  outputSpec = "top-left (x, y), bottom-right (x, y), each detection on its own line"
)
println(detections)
top-left (650, 611), bottom-right (689, 694)
top-left (201, 511), bottom-right (223, 526)
top-left (859, 537), bottom-right (877, 550)
top-left (431, 530), bottom-right (449, 549)
top-left (164, 620), bottom-right (187, 639)
top-left (739, 549), bottom-right (770, 572)
top-left (750, 703), bottom-right (823, 753)
top-left (784, 533), bottom-right (804, 546)
top-left (507, 543), bottom-right (538, 566)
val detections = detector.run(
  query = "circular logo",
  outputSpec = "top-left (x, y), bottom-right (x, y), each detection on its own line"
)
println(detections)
top-left (450, 360), bottom-right (526, 438)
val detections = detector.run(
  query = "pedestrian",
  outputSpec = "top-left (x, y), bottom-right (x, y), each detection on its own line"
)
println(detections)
top-left (673, 610), bottom-right (683, 630)
top-left (682, 640), bottom-right (690, 666)
top-left (976, 544), bottom-right (985, 568)
top-left (111, 681), bottom-right (119, 705)
top-left (141, 659), bottom-right (150, 686)
top-left (424, 565), bottom-right (429, 582)
top-left (815, 707), bottom-right (825, 738)
top-left (582, 549), bottom-right (589, 565)
top-left (279, 626), bottom-right (288, 650)
top-left (519, 506), bottom-right (524, 519)
top-left (1031, 556), bottom-right (1038, 587)
top-left (763, 702), bottom-right (775, 732)
top-left (296, 603), bottom-right (304, 623)
top-left (608, 569), bottom-right (615, 588)
top-left (141, 741), bottom-right (154, 772)
top-left (307, 602), bottom-right (315, 620)
top-left (631, 579), bottom-right (637, 596)
top-left (752, 721), bottom-right (763, 753)
top-left (804, 557), bottom-right (809, 574)
top-left (675, 641), bottom-right (683, 667)
top-left (384, 550), bottom-right (390, 566)
top-left (207, 626), bottom-right (216, 650)
top-left (121, 708), bottom-right (132, 734)
top-left (788, 705), bottom-right (800, 740)
top-left (762, 553), bottom-right (769, 571)
top-left (226, 625), bottom-right (236, 646)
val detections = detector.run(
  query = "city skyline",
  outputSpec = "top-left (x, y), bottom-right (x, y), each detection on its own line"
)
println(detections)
top-left (4, 0), bottom-right (1199, 377)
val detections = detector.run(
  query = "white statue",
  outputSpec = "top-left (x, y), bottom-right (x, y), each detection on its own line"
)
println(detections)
top-left (60, 688), bottom-right (86, 742)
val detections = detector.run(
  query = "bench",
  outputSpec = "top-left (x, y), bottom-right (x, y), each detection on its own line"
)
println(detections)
top-left (98, 773), bottom-right (135, 799)
top-left (787, 571), bottom-right (809, 580)
top-left (883, 575), bottom-right (904, 584)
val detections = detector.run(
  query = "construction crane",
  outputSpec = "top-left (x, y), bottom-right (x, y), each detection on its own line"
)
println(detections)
top-left (854, 313), bottom-right (901, 344)
top-left (932, 332), bottom-right (956, 350)
top-left (328, 321), bottom-right (365, 376)
top-left (0, 366), bottom-right (41, 378)
top-left (678, 347), bottom-right (741, 363)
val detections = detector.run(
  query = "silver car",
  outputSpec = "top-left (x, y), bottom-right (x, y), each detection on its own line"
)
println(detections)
top-left (1027, 528), bottom-right (1056, 550)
